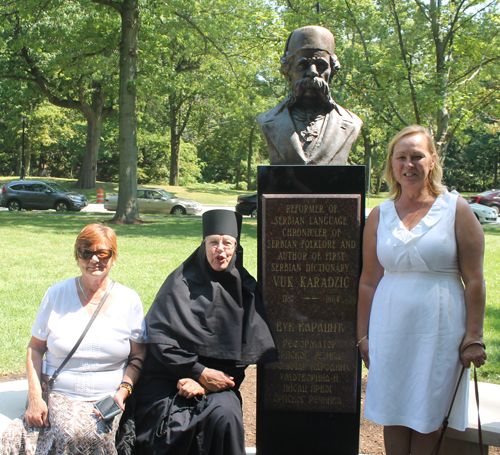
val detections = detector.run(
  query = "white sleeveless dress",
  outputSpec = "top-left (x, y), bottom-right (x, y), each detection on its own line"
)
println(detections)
top-left (364, 191), bottom-right (469, 433)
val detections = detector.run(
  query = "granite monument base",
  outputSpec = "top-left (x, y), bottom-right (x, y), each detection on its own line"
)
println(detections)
top-left (256, 165), bottom-right (365, 455)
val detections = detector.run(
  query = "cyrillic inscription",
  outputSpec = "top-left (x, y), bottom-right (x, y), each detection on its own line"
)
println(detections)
top-left (262, 194), bottom-right (361, 412)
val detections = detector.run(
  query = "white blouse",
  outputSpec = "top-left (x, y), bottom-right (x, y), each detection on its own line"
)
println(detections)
top-left (31, 278), bottom-right (145, 401)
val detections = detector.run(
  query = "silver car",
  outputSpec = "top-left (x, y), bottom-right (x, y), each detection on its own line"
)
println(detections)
top-left (104, 188), bottom-right (202, 215)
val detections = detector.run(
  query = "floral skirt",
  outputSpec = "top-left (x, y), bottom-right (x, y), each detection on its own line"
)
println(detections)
top-left (0, 393), bottom-right (121, 455)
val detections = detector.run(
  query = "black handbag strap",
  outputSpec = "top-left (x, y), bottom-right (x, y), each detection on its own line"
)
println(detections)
top-left (47, 280), bottom-right (115, 388)
top-left (431, 365), bottom-right (483, 455)
top-left (473, 367), bottom-right (484, 452)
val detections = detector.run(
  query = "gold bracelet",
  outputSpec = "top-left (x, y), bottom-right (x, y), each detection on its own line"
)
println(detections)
top-left (356, 335), bottom-right (368, 346)
top-left (118, 382), bottom-right (133, 396)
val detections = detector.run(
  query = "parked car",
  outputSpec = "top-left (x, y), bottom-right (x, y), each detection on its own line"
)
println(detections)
top-left (0, 180), bottom-right (88, 212)
top-left (469, 202), bottom-right (497, 224)
top-left (104, 188), bottom-right (202, 215)
top-left (468, 189), bottom-right (500, 215)
top-left (235, 193), bottom-right (257, 218)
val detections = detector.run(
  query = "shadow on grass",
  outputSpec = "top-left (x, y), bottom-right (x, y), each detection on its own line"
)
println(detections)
top-left (483, 226), bottom-right (500, 236)
top-left (0, 212), bottom-right (258, 241)
top-left (181, 187), bottom-right (251, 196)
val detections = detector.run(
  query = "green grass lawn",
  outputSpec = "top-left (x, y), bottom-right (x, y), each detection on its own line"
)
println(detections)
top-left (0, 190), bottom-right (498, 384)
top-left (0, 213), bottom-right (258, 375)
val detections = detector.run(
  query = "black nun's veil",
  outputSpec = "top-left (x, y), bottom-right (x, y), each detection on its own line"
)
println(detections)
top-left (145, 210), bottom-right (277, 364)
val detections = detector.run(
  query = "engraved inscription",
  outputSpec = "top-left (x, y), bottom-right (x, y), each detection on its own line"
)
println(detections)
top-left (262, 194), bottom-right (361, 413)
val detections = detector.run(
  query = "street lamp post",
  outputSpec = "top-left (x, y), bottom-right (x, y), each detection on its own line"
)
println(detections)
top-left (20, 115), bottom-right (26, 180)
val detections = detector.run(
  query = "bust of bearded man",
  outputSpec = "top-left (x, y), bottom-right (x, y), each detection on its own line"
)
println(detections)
top-left (257, 25), bottom-right (362, 166)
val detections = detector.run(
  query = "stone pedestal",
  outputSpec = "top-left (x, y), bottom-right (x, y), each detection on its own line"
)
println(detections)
top-left (256, 165), bottom-right (365, 454)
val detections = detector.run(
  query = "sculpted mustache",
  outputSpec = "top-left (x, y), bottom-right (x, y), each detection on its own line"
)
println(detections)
top-left (292, 77), bottom-right (331, 98)
top-left (279, 77), bottom-right (335, 113)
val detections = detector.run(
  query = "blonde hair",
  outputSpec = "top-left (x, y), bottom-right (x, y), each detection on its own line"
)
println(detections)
top-left (384, 125), bottom-right (446, 201)
top-left (74, 223), bottom-right (118, 261)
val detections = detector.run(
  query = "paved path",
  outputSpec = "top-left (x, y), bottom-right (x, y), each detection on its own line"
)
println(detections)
top-left (0, 379), bottom-right (28, 433)
top-left (81, 203), bottom-right (236, 216)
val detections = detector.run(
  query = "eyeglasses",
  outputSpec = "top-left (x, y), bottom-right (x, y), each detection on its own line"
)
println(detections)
top-left (77, 249), bottom-right (113, 260)
top-left (206, 239), bottom-right (236, 251)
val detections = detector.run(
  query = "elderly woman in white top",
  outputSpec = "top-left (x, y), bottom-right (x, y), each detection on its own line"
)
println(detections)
top-left (0, 223), bottom-right (146, 455)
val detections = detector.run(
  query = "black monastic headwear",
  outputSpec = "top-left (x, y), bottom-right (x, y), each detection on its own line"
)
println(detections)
top-left (145, 210), bottom-right (277, 364)
top-left (202, 209), bottom-right (242, 240)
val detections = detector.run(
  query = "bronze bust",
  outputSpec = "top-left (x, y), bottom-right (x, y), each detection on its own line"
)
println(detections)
top-left (257, 26), bottom-right (362, 165)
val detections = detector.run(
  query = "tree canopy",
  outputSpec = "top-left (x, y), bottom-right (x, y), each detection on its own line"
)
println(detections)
top-left (1, 0), bottom-right (498, 195)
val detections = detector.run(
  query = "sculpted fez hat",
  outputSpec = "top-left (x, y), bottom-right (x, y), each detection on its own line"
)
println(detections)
top-left (203, 210), bottom-right (242, 240)
top-left (284, 26), bottom-right (335, 57)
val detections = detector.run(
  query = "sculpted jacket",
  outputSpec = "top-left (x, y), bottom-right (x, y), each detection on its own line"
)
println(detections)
top-left (257, 100), bottom-right (363, 165)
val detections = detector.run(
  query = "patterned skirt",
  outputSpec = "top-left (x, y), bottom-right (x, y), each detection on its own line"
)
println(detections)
top-left (0, 393), bottom-right (121, 455)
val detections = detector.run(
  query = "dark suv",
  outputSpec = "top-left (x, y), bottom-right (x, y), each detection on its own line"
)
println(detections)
top-left (1, 180), bottom-right (88, 212)
top-left (468, 189), bottom-right (500, 215)
top-left (235, 193), bottom-right (257, 218)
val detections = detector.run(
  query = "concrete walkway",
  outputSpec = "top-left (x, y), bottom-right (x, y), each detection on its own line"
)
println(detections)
top-left (0, 379), bottom-right (28, 433)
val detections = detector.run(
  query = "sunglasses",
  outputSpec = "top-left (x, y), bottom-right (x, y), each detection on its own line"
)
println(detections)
top-left (77, 249), bottom-right (113, 260)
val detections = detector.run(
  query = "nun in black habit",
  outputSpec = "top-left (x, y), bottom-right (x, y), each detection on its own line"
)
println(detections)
top-left (133, 210), bottom-right (277, 455)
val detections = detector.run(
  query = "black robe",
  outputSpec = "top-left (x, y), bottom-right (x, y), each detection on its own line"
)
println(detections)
top-left (131, 244), bottom-right (277, 455)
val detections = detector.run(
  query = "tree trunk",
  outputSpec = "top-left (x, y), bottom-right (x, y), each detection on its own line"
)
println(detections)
top-left (25, 132), bottom-right (31, 177)
top-left (494, 154), bottom-right (498, 189)
top-left (361, 128), bottom-right (373, 194)
top-left (76, 84), bottom-right (115, 189)
top-left (77, 113), bottom-right (104, 189)
top-left (169, 95), bottom-right (180, 186)
top-left (235, 159), bottom-right (241, 190)
top-left (375, 175), bottom-right (383, 195)
top-left (112, 0), bottom-right (141, 223)
top-left (168, 92), bottom-right (195, 187)
top-left (435, 107), bottom-right (450, 162)
top-left (247, 125), bottom-right (255, 191)
top-left (19, 42), bottom-right (117, 188)
top-left (17, 143), bottom-right (22, 177)
top-left (169, 136), bottom-right (180, 186)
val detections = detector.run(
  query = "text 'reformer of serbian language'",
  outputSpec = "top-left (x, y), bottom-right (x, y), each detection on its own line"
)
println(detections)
top-left (262, 194), bottom-right (361, 412)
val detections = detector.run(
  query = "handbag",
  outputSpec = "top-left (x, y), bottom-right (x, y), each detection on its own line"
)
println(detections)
top-left (33, 281), bottom-right (115, 407)
top-left (155, 391), bottom-right (208, 441)
top-left (431, 365), bottom-right (484, 455)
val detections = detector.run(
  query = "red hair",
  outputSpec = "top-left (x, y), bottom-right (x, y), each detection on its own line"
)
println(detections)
top-left (74, 223), bottom-right (118, 261)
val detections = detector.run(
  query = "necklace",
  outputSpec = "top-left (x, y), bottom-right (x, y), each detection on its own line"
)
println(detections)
top-left (403, 197), bottom-right (427, 229)
top-left (78, 277), bottom-right (108, 304)
top-left (78, 277), bottom-right (90, 301)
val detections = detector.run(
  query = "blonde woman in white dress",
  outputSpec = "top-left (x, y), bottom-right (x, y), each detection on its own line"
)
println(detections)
top-left (357, 125), bottom-right (487, 455)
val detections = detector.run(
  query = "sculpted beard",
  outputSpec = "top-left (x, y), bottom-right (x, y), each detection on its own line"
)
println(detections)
top-left (280, 77), bottom-right (336, 112)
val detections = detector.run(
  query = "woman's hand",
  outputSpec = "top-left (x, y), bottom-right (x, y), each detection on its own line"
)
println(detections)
top-left (25, 336), bottom-right (49, 428)
top-left (199, 368), bottom-right (235, 393)
top-left (178, 378), bottom-right (206, 399)
top-left (25, 394), bottom-right (49, 428)
top-left (460, 340), bottom-right (487, 368)
top-left (358, 338), bottom-right (370, 369)
top-left (113, 387), bottom-right (129, 411)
